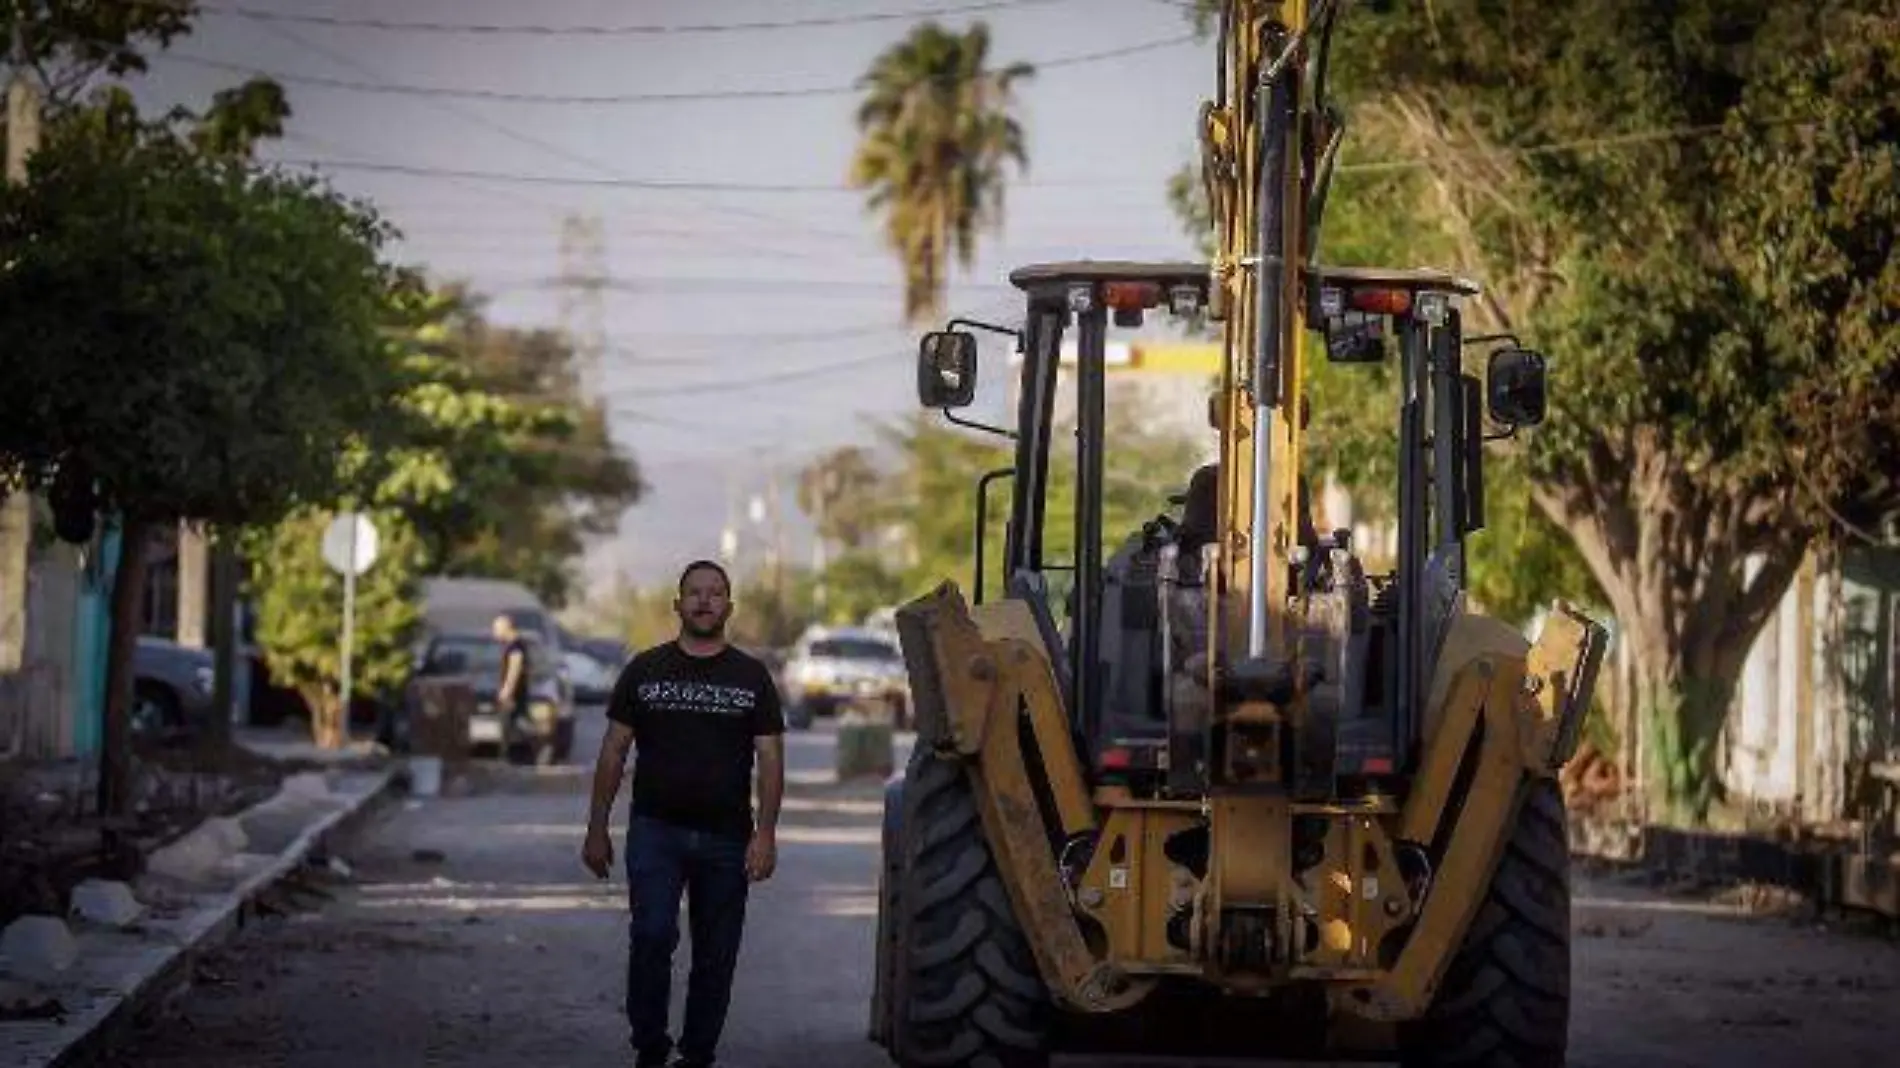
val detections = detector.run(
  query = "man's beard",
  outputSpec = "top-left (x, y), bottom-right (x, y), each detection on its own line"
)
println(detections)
top-left (681, 612), bottom-right (726, 639)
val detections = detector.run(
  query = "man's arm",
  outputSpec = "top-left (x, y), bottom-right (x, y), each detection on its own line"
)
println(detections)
top-left (588, 719), bottom-right (635, 838)
top-left (746, 667), bottom-right (787, 881)
top-left (754, 733), bottom-right (784, 836)
top-left (583, 663), bottom-right (639, 878)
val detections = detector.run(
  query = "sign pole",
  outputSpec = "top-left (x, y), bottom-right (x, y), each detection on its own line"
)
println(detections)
top-left (340, 514), bottom-right (357, 721)
top-left (321, 511), bottom-right (379, 748)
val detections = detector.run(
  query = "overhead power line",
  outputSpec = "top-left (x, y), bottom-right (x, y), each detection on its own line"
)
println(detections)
top-left (614, 351), bottom-right (902, 399)
top-left (194, 0), bottom-right (1072, 36)
top-left (248, 17), bottom-right (865, 246)
top-left (269, 155), bottom-right (1161, 193)
top-left (285, 118), bottom-right (1808, 194)
top-left (160, 35), bottom-right (1199, 105)
top-left (272, 121), bottom-right (1758, 195)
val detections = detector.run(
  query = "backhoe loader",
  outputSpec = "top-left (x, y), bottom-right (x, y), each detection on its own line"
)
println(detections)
top-left (868, 1), bottom-right (1608, 1064)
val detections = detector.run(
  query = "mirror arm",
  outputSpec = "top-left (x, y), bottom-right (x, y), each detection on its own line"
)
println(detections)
top-left (947, 317), bottom-right (1023, 347)
top-left (944, 409), bottom-right (1018, 440)
top-left (1464, 332), bottom-right (1522, 348)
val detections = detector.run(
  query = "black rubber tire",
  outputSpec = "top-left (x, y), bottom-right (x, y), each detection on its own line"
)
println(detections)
top-left (1400, 777), bottom-right (1571, 1068)
top-left (889, 748), bottom-right (1052, 1068)
top-left (869, 792), bottom-right (902, 1047)
top-left (131, 682), bottom-right (183, 736)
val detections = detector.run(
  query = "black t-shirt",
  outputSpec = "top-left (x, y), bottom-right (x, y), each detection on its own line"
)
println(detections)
top-left (500, 638), bottom-right (531, 716)
top-left (606, 641), bottom-right (785, 839)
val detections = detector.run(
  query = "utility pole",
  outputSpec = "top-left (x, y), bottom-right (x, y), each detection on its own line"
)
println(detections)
top-left (719, 462), bottom-right (740, 572)
top-left (0, 29), bottom-right (40, 677)
top-left (812, 490), bottom-right (829, 619)
top-left (556, 213), bottom-right (608, 393)
top-left (766, 463), bottom-right (785, 609)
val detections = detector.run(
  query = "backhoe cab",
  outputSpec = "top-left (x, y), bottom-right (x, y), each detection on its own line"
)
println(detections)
top-left (870, 4), bottom-right (1607, 1067)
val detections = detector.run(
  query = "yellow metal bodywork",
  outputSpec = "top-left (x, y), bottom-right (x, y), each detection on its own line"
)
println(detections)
top-left (898, 577), bottom-right (1607, 1029)
top-left (1207, 0), bottom-right (1311, 663)
top-left (1342, 604), bottom-right (1604, 1019)
top-left (1073, 802), bottom-right (1202, 970)
top-left (904, 584), bottom-right (1151, 1013)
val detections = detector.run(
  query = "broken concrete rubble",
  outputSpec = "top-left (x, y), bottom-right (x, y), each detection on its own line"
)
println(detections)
top-left (143, 817), bottom-right (247, 887)
top-left (67, 880), bottom-right (142, 929)
top-left (0, 915), bottom-right (77, 985)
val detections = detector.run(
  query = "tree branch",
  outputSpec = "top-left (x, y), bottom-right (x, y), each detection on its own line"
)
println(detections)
top-left (1721, 540), bottom-right (1805, 653)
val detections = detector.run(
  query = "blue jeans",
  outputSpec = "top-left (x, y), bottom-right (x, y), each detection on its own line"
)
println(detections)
top-left (625, 814), bottom-right (751, 1063)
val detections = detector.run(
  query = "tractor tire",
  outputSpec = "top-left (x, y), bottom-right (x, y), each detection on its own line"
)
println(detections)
top-left (889, 748), bottom-right (1052, 1068)
top-left (1400, 777), bottom-right (1571, 1068)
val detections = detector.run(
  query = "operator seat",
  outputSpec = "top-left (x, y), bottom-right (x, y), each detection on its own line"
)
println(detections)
top-left (1173, 461), bottom-right (1319, 572)
top-left (1176, 463), bottom-right (1218, 582)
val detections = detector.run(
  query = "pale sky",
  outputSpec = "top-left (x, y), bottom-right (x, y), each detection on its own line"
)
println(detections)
top-left (127, 0), bottom-right (1218, 596)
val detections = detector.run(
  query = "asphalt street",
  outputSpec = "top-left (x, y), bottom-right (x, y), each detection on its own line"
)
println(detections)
top-left (116, 708), bottom-right (1900, 1068)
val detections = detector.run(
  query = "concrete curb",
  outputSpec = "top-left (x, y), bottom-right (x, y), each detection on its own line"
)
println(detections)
top-left (6, 765), bottom-right (399, 1068)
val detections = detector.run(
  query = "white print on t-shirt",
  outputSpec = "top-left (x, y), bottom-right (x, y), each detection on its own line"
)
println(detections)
top-left (637, 680), bottom-right (758, 717)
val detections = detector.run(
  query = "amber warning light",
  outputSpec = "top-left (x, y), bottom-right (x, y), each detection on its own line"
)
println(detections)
top-left (1102, 281), bottom-right (1161, 310)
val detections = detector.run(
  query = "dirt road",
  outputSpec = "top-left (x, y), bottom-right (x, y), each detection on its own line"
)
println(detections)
top-left (116, 713), bottom-right (1899, 1068)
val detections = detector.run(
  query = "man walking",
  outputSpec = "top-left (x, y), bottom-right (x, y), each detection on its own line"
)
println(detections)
top-left (583, 560), bottom-right (786, 1068)
top-left (492, 613), bottom-right (531, 732)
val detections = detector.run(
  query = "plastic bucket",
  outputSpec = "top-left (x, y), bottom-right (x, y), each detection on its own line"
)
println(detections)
top-left (410, 756), bottom-right (442, 797)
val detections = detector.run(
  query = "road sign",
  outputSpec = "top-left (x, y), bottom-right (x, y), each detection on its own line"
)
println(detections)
top-left (321, 513), bottom-right (379, 576)
top-left (320, 512), bottom-right (379, 726)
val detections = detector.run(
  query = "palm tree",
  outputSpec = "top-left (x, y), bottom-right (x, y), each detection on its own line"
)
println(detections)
top-left (849, 21), bottom-right (1034, 324)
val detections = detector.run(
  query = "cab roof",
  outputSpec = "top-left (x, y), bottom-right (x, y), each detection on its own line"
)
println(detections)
top-left (1005, 260), bottom-right (1480, 298)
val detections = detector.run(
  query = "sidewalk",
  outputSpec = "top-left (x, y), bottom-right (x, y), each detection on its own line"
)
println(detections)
top-left (0, 758), bottom-right (396, 1068)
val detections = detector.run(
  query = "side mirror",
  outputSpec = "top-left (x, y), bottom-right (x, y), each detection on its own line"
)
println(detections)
top-left (1487, 347), bottom-right (1547, 426)
top-left (917, 330), bottom-right (978, 409)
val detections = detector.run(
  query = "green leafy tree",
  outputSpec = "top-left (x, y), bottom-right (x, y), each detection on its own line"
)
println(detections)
top-left (402, 286), bottom-right (644, 606)
top-left (0, 94), bottom-right (404, 809)
top-left (1339, 0), bottom-right (1899, 822)
top-left (0, 0), bottom-right (196, 110)
top-left (243, 283), bottom-right (639, 743)
top-left (797, 446), bottom-right (886, 551)
top-left (815, 549), bottom-right (912, 627)
top-left (849, 21), bottom-right (1034, 323)
top-left (244, 508), bottom-right (425, 748)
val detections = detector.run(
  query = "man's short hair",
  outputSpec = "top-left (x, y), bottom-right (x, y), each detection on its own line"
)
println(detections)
top-left (678, 559), bottom-right (731, 595)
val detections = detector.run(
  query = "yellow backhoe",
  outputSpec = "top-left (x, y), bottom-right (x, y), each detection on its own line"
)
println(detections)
top-left (868, 1), bottom-right (1608, 1064)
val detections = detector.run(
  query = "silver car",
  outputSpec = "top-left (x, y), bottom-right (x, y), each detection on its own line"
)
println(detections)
top-left (779, 626), bottom-right (909, 729)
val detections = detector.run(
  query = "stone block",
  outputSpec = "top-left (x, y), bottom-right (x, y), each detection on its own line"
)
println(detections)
top-left (146, 818), bottom-right (243, 885)
top-left (0, 916), bottom-right (77, 983)
top-left (203, 815), bottom-right (249, 853)
top-left (69, 879), bottom-right (143, 928)
top-left (280, 771), bottom-right (333, 801)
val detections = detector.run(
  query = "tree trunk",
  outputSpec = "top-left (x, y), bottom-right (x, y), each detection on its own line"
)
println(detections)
top-left (1535, 456), bottom-right (1808, 827)
top-left (1628, 643), bottom-right (1743, 826)
top-left (99, 516), bottom-right (153, 819)
top-left (302, 683), bottom-right (344, 750)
